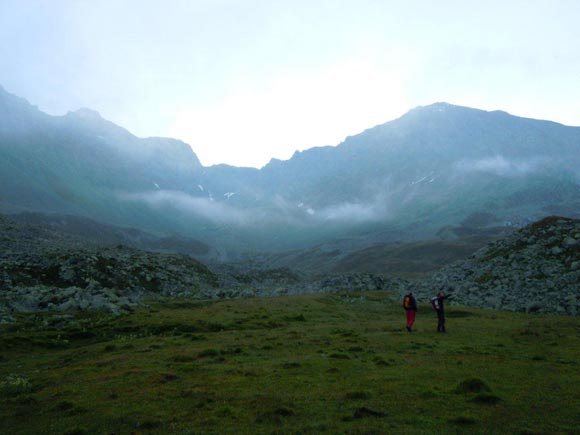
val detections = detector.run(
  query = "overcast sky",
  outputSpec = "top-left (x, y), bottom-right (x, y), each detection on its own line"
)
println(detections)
top-left (1, 0), bottom-right (579, 168)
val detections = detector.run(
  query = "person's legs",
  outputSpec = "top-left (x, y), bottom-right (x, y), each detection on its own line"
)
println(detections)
top-left (437, 310), bottom-right (445, 332)
top-left (406, 310), bottom-right (415, 331)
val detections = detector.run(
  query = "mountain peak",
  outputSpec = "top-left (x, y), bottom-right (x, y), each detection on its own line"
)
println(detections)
top-left (67, 107), bottom-right (103, 120)
top-left (410, 102), bottom-right (476, 114)
top-left (392, 102), bottom-right (497, 127)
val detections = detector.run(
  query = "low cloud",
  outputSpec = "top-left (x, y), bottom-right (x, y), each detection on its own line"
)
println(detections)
top-left (120, 189), bottom-right (392, 228)
top-left (119, 190), bottom-right (253, 226)
top-left (455, 155), bottom-right (545, 177)
top-left (318, 199), bottom-right (390, 223)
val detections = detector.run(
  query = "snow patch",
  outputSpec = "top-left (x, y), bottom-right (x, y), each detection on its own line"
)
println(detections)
top-left (411, 171), bottom-right (435, 185)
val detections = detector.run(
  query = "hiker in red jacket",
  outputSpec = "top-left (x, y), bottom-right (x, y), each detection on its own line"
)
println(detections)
top-left (403, 291), bottom-right (418, 332)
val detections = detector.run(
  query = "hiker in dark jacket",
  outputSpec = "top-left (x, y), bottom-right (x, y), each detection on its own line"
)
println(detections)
top-left (432, 291), bottom-right (452, 332)
top-left (403, 291), bottom-right (418, 332)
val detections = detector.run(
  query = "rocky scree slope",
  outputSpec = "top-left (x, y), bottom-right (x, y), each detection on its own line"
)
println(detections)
top-left (0, 215), bottom-right (219, 322)
top-left (0, 215), bottom-right (402, 322)
top-left (423, 216), bottom-right (580, 315)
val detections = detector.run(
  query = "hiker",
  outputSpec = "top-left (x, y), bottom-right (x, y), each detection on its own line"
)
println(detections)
top-left (431, 291), bottom-right (452, 332)
top-left (403, 291), bottom-right (418, 332)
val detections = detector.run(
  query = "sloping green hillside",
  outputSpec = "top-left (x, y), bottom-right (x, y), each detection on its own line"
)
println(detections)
top-left (1, 292), bottom-right (579, 434)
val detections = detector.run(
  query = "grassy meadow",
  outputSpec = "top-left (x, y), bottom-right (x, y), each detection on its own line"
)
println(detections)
top-left (1, 291), bottom-right (579, 434)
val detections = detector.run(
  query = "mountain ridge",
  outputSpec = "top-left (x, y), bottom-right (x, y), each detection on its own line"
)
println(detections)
top-left (1, 85), bottom-right (579, 254)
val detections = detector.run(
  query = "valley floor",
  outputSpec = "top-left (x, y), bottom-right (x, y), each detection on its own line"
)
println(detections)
top-left (1, 291), bottom-right (579, 434)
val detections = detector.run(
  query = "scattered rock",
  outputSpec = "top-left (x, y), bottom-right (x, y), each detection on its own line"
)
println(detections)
top-left (420, 217), bottom-right (580, 316)
top-left (0, 215), bottom-right (219, 318)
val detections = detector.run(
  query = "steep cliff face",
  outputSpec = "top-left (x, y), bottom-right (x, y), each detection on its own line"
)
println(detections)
top-left (423, 217), bottom-right (580, 315)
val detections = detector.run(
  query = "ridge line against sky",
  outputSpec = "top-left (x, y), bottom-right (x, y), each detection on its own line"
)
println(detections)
top-left (1, 0), bottom-right (579, 168)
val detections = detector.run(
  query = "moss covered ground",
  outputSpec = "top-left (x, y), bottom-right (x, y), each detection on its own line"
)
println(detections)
top-left (1, 292), bottom-right (579, 434)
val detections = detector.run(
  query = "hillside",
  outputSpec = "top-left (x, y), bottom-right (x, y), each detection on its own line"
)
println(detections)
top-left (234, 223), bottom-right (513, 278)
top-left (0, 215), bottom-right (400, 322)
top-left (9, 212), bottom-right (219, 261)
top-left (423, 216), bottom-right (580, 315)
top-left (0, 214), bottom-right (219, 322)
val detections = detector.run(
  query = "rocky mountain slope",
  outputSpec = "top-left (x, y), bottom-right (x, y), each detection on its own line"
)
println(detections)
top-left (422, 216), bottom-right (580, 315)
top-left (0, 215), bottom-right (219, 321)
top-left (0, 215), bottom-right (400, 322)
top-left (2, 84), bottom-right (580, 254)
top-left (2, 213), bottom-right (579, 318)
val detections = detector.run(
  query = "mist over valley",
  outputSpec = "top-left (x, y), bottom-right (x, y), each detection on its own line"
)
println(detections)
top-left (2, 85), bottom-right (579, 263)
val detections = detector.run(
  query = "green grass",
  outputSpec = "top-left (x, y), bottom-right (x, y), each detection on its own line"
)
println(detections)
top-left (1, 292), bottom-right (579, 434)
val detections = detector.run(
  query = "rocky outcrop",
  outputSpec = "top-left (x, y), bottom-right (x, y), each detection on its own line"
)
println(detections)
top-left (422, 216), bottom-right (580, 315)
top-left (0, 215), bottom-right (218, 321)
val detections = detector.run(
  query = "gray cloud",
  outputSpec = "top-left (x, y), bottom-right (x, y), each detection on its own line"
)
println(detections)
top-left (455, 155), bottom-right (546, 177)
top-left (120, 189), bottom-right (393, 228)
top-left (318, 198), bottom-right (390, 223)
top-left (119, 190), bottom-right (253, 226)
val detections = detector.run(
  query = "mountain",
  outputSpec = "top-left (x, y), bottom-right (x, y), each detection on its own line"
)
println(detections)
top-left (0, 85), bottom-right (202, 224)
top-left (1, 85), bottom-right (579, 255)
top-left (231, 103), bottom-right (580, 242)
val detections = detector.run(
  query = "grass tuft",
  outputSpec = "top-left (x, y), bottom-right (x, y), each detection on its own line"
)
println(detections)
top-left (256, 406), bottom-right (295, 424)
top-left (198, 348), bottom-right (220, 358)
top-left (455, 378), bottom-right (491, 394)
top-left (139, 419), bottom-right (163, 429)
top-left (471, 393), bottom-right (502, 405)
top-left (345, 391), bottom-right (372, 400)
top-left (329, 352), bottom-right (350, 360)
top-left (449, 415), bottom-right (478, 425)
top-left (170, 354), bottom-right (197, 363)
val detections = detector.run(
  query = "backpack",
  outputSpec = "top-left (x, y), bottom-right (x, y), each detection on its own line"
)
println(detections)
top-left (431, 297), bottom-right (440, 311)
top-left (403, 295), bottom-right (411, 309)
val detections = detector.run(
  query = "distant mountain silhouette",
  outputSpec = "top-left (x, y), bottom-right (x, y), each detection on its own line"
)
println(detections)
top-left (1, 85), bottom-right (579, 253)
